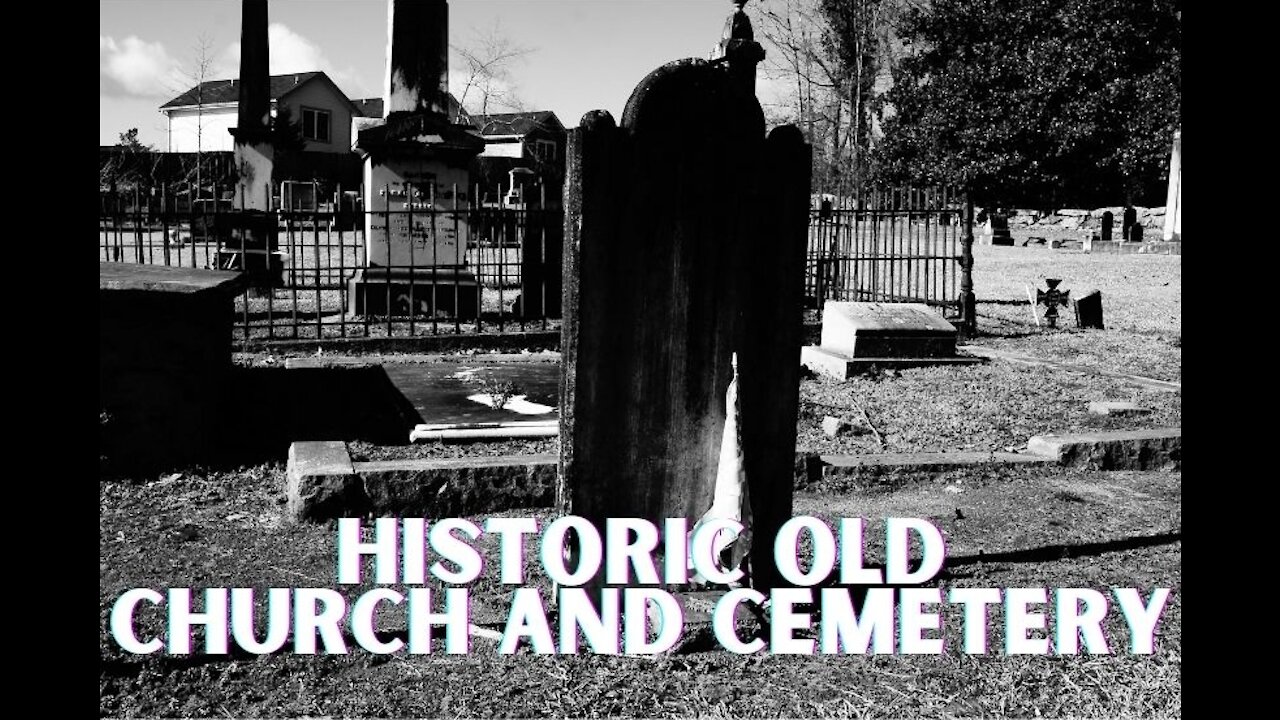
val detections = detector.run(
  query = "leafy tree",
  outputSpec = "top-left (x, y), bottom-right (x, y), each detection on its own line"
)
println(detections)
top-left (871, 0), bottom-right (1181, 207)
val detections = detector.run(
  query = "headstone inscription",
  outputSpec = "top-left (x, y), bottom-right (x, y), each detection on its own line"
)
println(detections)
top-left (559, 0), bottom-right (810, 598)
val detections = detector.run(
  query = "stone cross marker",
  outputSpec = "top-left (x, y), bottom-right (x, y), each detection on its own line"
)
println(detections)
top-left (1036, 278), bottom-right (1070, 328)
top-left (559, 0), bottom-right (810, 597)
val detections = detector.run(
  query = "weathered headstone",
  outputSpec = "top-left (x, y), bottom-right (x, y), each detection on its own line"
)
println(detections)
top-left (1073, 288), bottom-right (1104, 329)
top-left (1122, 206), bottom-right (1137, 241)
top-left (348, 0), bottom-right (485, 318)
top-left (1101, 211), bottom-right (1114, 241)
top-left (559, 0), bottom-right (808, 597)
top-left (1129, 224), bottom-right (1144, 243)
top-left (984, 208), bottom-right (1013, 245)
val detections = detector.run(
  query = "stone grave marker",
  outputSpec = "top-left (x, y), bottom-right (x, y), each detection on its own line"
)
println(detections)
top-left (559, 0), bottom-right (809, 598)
top-left (1072, 288), bottom-right (1104, 329)
top-left (983, 208), bottom-right (1013, 245)
top-left (1036, 278), bottom-right (1070, 328)
top-left (801, 301), bottom-right (978, 379)
top-left (1101, 211), bottom-right (1114, 241)
top-left (1122, 206), bottom-right (1137, 241)
top-left (348, 0), bottom-right (485, 319)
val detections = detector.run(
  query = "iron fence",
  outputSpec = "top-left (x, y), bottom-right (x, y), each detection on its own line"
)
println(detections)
top-left (100, 181), bottom-right (975, 344)
top-left (806, 186), bottom-right (975, 329)
top-left (98, 181), bottom-right (564, 344)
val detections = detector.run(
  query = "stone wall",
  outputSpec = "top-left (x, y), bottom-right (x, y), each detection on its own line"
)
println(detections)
top-left (1003, 206), bottom-right (1169, 232)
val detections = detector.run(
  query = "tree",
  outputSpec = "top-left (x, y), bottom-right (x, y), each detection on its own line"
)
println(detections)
top-left (871, 0), bottom-right (1181, 207)
top-left (451, 20), bottom-right (533, 120)
top-left (754, 0), bottom-right (906, 194)
top-left (100, 128), bottom-right (159, 190)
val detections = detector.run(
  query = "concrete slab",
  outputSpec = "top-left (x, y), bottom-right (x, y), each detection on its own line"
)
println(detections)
top-left (820, 302), bottom-right (958, 358)
top-left (355, 454), bottom-right (557, 516)
top-left (1026, 428), bottom-right (1181, 470)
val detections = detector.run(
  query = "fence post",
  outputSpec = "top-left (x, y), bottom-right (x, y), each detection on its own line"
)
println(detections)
top-left (959, 192), bottom-right (977, 335)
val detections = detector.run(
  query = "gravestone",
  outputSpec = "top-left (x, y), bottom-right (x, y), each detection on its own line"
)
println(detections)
top-left (1122, 206), bottom-right (1137, 242)
top-left (1129, 224), bottom-right (1144, 243)
top-left (1073, 289), bottom-right (1104, 329)
top-left (1101, 211), bottom-right (1114, 241)
top-left (559, 0), bottom-right (809, 597)
top-left (800, 301), bottom-right (973, 378)
top-left (100, 263), bottom-right (248, 474)
top-left (984, 208), bottom-right (1013, 246)
top-left (348, 0), bottom-right (484, 319)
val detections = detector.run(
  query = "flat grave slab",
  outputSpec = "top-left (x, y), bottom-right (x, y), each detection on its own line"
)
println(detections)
top-left (820, 301), bottom-right (958, 358)
top-left (803, 301), bottom-right (977, 379)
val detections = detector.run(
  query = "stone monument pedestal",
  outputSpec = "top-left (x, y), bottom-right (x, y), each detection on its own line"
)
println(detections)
top-left (347, 266), bottom-right (479, 319)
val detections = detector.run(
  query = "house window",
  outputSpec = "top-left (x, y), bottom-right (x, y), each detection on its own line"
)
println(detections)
top-left (532, 139), bottom-right (556, 163)
top-left (301, 107), bottom-right (331, 143)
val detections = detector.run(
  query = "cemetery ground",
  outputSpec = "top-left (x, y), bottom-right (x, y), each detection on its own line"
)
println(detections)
top-left (100, 229), bottom-right (1180, 717)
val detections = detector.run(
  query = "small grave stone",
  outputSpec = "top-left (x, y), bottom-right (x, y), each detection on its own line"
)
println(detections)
top-left (1101, 211), bottom-right (1114, 241)
top-left (983, 209), bottom-right (1013, 246)
top-left (1072, 288), bottom-right (1104, 329)
top-left (1129, 224), bottom-right (1144, 242)
top-left (1122, 206), bottom-right (1137, 241)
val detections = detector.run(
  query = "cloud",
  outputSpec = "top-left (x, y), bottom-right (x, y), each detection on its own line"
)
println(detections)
top-left (100, 35), bottom-right (185, 98)
top-left (219, 23), bottom-right (366, 95)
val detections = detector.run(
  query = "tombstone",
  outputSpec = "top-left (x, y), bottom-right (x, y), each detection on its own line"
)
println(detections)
top-left (984, 208), bottom-right (1013, 245)
top-left (1072, 289), bottom-right (1104, 330)
top-left (1163, 129), bottom-right (1181, 241)
top-left (348, 0), bottom-right (485, 319)
top-left (100, 263), bottom-right (249, 474)
top-left (801, 302), bottom-right (972, 378)
top-left (559, 0), bottom-right (809, 598)
top-left (1128, 223), bottom-right (1144, 243)
top-left (221, 0), bottom-right (282, 289)
top-left (1122, 206), bottom-right (1137, 242)
top-left (1101, 211), bottom-right (1114, 241)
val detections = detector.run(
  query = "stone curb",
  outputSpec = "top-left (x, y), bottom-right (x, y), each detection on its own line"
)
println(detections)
top-left (288, 443), bottom-right (1154, 522)
top-left (1026, 428), bottom-right (1181, 471)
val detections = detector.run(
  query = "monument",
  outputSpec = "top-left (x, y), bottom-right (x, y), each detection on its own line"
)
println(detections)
top-left (559, 0), bottom-right (810, 600)
top-left (220, 0), bottom-right (283, 289)
top-left (348, 0), bottom-right (486, 318)
top-left (800, 301), bottom-right (978, 379)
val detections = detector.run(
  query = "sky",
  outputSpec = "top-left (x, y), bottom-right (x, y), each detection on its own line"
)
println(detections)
top-left (101, 0), bottom-right (786, 148)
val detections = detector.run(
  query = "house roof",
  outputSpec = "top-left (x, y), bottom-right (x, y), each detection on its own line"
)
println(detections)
top-left (160, 71), bottom-right (337, 109)
top-left (473, 111), bottom-right (564, 137)
top-left (351, 95), bottom-right (476, 127)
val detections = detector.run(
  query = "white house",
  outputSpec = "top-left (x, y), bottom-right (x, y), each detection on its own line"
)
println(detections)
top-left (159, 71), bottom-right (358, 154)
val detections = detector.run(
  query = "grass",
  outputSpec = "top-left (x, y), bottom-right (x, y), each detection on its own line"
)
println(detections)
top-left (966, 226), bottom-right (1181, 381)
